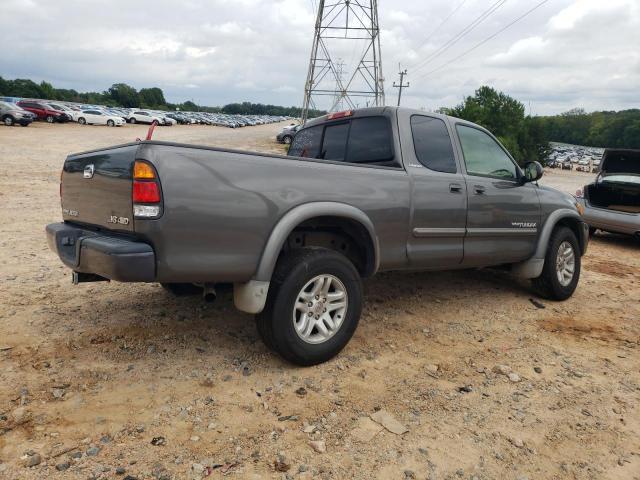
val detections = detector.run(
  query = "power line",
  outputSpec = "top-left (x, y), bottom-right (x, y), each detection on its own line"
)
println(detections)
top-left (411, 0), bottom-right (468, 54)
top-left (410, 0), bottom-right (508, 74)
top-left (413, 0), bottom-right (552, 81)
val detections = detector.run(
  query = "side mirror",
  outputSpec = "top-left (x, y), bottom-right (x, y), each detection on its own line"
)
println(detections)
top-left (522, 161), bottom-right (543, 183)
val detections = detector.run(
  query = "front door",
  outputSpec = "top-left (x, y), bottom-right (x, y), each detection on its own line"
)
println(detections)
top-left (454, 123), bottom-right (541, 266)
top-left (399, 113), bottom-right (468, 268)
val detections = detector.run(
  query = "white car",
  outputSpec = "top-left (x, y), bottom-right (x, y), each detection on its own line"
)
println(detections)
top-left (77, 109), bottom-right (125, 127)
top-left (128, 110), bottom-right (162, 124)
top-left (46, 103), bottom-right (80, 122)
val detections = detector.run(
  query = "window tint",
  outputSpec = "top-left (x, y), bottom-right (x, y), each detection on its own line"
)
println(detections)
top-left (456, 125), bottom-right (517, 179)
top-left (320, 122), bottom-right (349, 161)
top-left (411, 116), bottom-right (457, 173)
top-left (289, 125), bottom-right (323, 158)
top-left (346, 117), bottom-right (393, 163)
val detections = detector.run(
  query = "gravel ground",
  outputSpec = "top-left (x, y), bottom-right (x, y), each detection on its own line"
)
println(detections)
top-left (0, 122), bottom-right (639, 480)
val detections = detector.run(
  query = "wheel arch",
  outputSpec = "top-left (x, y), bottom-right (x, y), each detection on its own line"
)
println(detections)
top-left (513, 209), bottom-right (587, 279)
top-left (254, 202), bottom-right (380, 283)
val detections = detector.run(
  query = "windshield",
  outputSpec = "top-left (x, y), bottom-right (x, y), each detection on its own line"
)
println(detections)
top-left (0, 101), bottom-right (23, 110)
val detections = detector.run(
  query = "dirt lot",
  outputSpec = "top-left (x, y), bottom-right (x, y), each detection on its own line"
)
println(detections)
top-left (1, 122), bottom-right (639, 480)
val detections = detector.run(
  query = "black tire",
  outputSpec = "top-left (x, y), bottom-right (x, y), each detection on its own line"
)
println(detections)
top-left (78, 117), bottom-right (86, 125)
top-left (46, 115), bottom-right (55, 123)
top-left (107, 119), bottom-right (115, 127)
top-left (589, 227), bottom-right (597, 237)
top-left (532, 226), bottom-right (581, 300)
top-left (283, 135), bottom-right (293, 145)
top-left (3, 115), bottom-right (14, 126)
top-left (161, 283), bottom-right (202, 296)
top-left (129, 117), bottom-right (136, 124)
top-left (256, 247), bottom-right (363, 366)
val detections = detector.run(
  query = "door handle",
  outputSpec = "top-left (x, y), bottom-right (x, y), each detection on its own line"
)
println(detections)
top-left (449, 183), bottom-right (462, 193)
top-left (473, 185), bottom-right (486, 195)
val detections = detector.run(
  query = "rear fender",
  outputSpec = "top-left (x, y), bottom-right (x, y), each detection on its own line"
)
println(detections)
top-left (233, 202), bottom-right (379, 314)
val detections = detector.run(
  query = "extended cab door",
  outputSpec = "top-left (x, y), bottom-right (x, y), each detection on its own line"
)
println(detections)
top-left (453, 122), bottom-right (540, 266)
top-left (397, 110), bottom-right (467, 268)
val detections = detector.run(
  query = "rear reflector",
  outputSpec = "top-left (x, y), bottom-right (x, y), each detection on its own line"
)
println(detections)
top-left (133, 181), bottom-right (160, 203)
top-left (134, 161), bottom-right (156, 179)
top-left (134, 204), bottom-right (161, 217)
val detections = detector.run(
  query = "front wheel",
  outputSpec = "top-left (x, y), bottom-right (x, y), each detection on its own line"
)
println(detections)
top-left (283, 135), bottom-right (293, 145)
top-left (129, 117), bottom-right (136, 124)
top-left (3, 115), bottom-right (14, 126)
top-left (256, 247), bottom-right (363, 366)
top-left (78, 117), bottom-right (86, 125)
top-left (46, 115), bottom-right (55, 123)
top-left (107, 119), bottom-right (115, 127)
top-left (532, 226), bottom-right (581, 300)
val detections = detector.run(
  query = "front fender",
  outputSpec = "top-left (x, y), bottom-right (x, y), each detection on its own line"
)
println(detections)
top-left (513, 208), bottom-right (588, 279)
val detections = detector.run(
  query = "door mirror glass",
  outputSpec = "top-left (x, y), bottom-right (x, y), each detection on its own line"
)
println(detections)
top-left (523, 161), bottom-right (543, 183)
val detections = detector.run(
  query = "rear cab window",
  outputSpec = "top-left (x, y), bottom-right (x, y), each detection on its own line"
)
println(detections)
top-left (288, 115), bottom-right (397, 168)
top-left (410, 115), bottom-right (457, 173)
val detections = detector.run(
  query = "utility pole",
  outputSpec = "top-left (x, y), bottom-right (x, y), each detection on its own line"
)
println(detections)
top-left (393, 65), bottom-right (409, 106)
top-left (301, 0), bottom-right (385, 123)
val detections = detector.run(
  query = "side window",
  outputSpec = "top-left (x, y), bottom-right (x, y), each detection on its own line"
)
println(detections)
top-left (289, 125), bottom-right (323, 158)
top-left (456, 125), bottom-right (518, 180)
top-left (346, 117), bottom-right (393, 164)
top-left (320, 122), bottom-right (349, 161)
top-left (410, 116), bottom-right (457, 173)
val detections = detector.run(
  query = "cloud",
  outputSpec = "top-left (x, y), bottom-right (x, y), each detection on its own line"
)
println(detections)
top-left (0, 0), bottom-right (638, 114)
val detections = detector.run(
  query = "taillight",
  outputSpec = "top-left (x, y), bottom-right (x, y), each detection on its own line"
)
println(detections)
top-left (133, 181), bottom-right (160, 203)
top-left (133, 160), bottom-right (162, 218)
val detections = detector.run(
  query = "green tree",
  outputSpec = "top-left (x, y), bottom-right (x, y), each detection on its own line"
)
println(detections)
top-left (139, 87), bottom-right (166, 108)
top-left (107, 83), bottom-right (139, 108)
top-left (441, 86), bottom-right (547, 164)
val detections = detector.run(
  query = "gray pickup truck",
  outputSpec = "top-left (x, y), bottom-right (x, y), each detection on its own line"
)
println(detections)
top-left (47, 107), bottom-right (588, 365)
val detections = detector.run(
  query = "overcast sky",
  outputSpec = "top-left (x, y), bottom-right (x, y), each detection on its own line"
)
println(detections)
top-left (1, 0), bottom-right (638, 115)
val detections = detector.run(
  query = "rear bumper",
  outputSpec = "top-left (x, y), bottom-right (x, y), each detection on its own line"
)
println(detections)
top-left (46, 222), bottom-right (156, 282)
top-left (579, 200), bottom-right (640, 235)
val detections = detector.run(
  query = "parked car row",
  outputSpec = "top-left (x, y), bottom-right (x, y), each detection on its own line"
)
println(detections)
top-left (0, 97), bottom-right (292, 128)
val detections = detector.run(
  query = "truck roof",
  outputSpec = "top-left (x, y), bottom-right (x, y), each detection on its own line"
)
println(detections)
top-left (304, 106), bottom-right (455, 128)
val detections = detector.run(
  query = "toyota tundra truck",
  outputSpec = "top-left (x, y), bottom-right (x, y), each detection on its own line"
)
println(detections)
top-left (46, 107), bottom-right (589, 365)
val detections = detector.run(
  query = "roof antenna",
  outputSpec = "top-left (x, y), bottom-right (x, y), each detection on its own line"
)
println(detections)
top-left (136, 120), bottom-right (158, 142)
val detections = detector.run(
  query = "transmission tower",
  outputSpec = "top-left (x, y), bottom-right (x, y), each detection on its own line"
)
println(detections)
top-left (301, 0), bottom-right (385, 123)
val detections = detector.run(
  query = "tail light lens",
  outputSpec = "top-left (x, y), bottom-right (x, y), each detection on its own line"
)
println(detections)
top-left (133, 160), bottom-right (162, 218)
top-left (133, 181), bottom-right (161, 203)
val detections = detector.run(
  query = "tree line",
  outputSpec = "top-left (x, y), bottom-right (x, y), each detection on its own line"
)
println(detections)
top-left (2, 77), bottom-right (638, 154)
top-left (0, 77), bottom-right (324, 117)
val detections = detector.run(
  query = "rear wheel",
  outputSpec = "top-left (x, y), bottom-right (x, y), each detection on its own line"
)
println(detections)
top-left (256, 247), bottom-right (362, 366)
top-left (532, 226), bottom-right (581, 300)
top-left (3, 115), bottom-right (14, 126)
top-left (283, 135), bottom-right (293, 145)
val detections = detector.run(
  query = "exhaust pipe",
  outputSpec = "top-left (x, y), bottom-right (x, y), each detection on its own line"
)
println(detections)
top-left (203, 283), bottom-right (217, 303)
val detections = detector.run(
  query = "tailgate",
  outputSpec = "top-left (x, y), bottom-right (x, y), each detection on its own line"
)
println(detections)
top-left (61, 144), bottom-right (139, 232)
